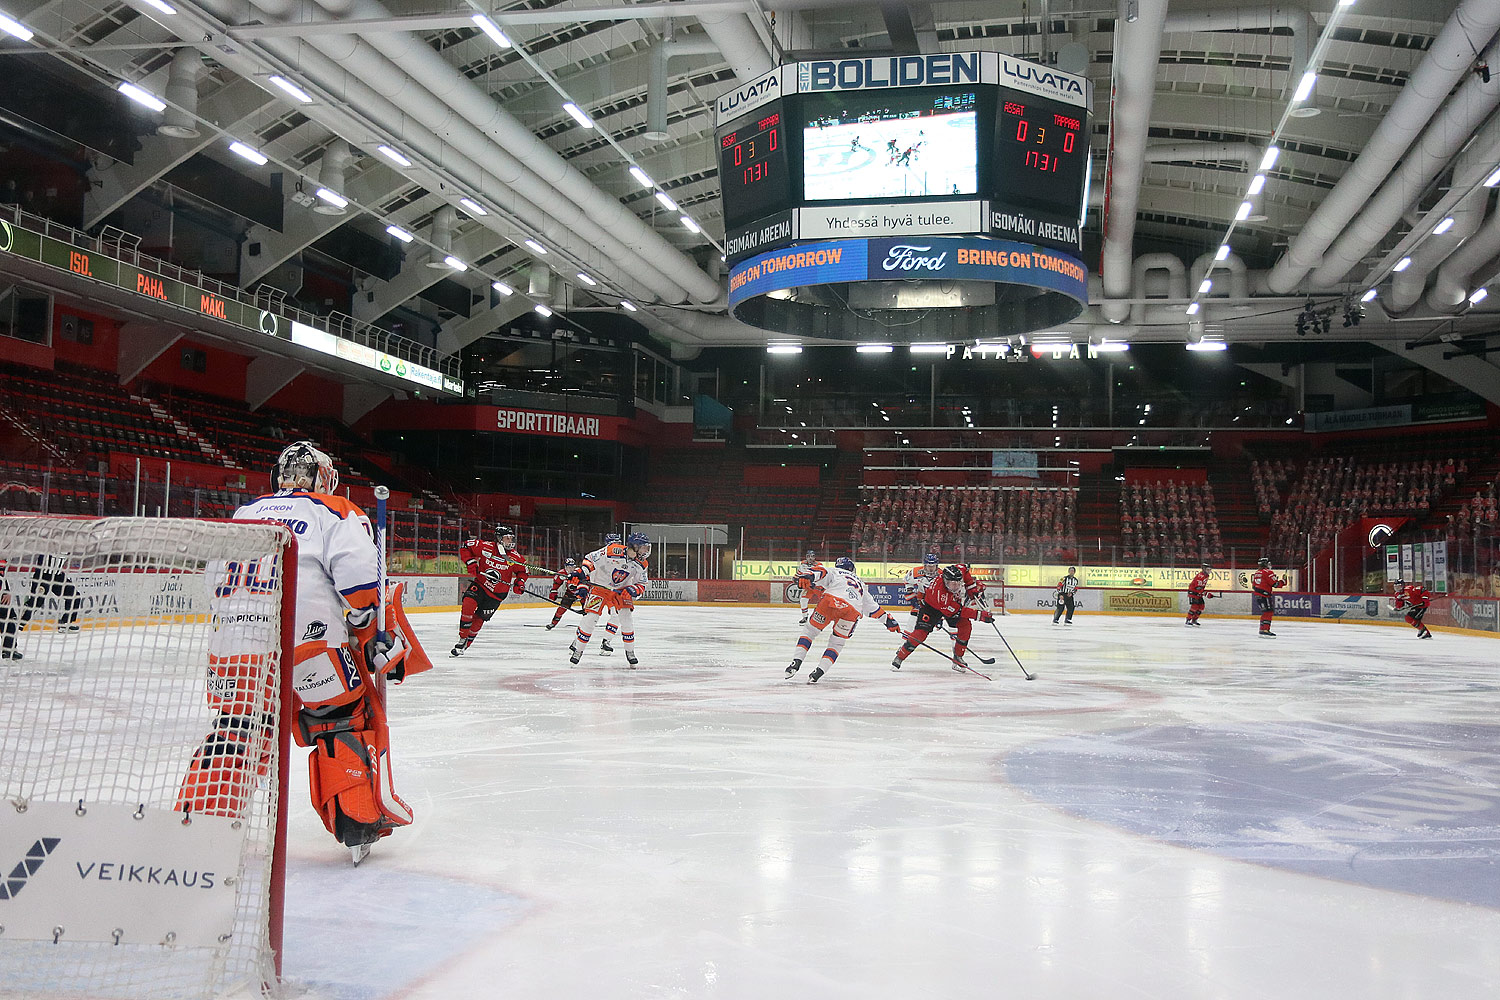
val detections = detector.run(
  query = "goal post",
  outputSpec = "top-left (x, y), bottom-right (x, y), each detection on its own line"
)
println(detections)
top-left (0, 516), bottom-right (296, 999)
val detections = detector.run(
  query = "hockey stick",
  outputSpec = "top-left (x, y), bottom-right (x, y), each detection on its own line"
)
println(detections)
top-left (373, 486), bottom-right (389, 701)
top-left (936, 624), bottom-right (997, 664)
top-left (901, 631), bottom-right (992, 680)
top-left (988, 620), bottom-right (1035, 681)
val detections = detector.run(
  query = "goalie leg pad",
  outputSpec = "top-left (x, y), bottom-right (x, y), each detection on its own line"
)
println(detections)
top-left (176, 713), bottom-right (272, 818)
top-left (304, 704), bottom-right (413, 846)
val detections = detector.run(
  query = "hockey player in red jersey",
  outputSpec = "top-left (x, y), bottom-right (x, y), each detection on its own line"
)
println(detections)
top-left (1186, 562), bottom-right (1214, 627)
top-left (1251, 556), bottom-right (1286, 637)
top-left (452, 525), bottom-right (529, 655)
top-left (1391, 578), bottom-right (1434, 638)
top-left (891, 564), bottom-right (992, 672)
top-left (545, 558), bottom-right (589, 630)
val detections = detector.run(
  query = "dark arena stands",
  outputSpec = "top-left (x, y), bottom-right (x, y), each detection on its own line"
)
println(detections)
top-left (8, 4), bottom-right (1500, 997)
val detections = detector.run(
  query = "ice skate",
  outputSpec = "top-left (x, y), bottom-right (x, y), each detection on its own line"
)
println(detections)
top-left (1259, 630), bottom-right (1276, 638)
top-left (808, 666), bottom-right (825, 684)
top-left (450, 637), bottom-right (470, 657)
top-left (350, 843), bottom-right (372, 866)
top-left (786, 658), bottom-right (802, 678)
top-left (600, 638), bottom-right (614, 655)
top-left (798, 612), bottom-right (809, 625)
top-left (890, 657), bottom-right (903, 671)
top-left (544, 621), bottom-right (558, 631)
top-left (625, 651), bottom-right (639, 668)
top-left (1419, 630), bottom-right (1433, 639)
top-left (951, 659), bottom-right (967, 673)
top-left (569, 649), bottom-right (583, 665)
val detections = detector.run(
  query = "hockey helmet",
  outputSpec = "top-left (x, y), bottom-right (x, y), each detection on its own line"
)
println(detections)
top-left (1394, 578), bottom-right (1406, 587)
top-left (494, 524), bottom-right (517, 546)
top-left (1201, 561), bottom-right (1212, 570)
top-left (804, 549), bottom-right (817, 562)
top-left (564, 558), bottom-right (576, 568)
top-left (834, 556), bottom-right (855, 572)
top-left (274, 440), bottom-right (338, 494)
top-left (1257, 556), bottom-right (1271, 567)
top-left (625, 531), bottom-right (652, 558)
top-left (923, 553), bottom-right (939, 566)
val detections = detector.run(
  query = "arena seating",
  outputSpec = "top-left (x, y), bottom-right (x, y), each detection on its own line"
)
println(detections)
top-left (1118, 479), bottom-right (1223, 563)
top-left (851, 485), bottom-right (1077, 563)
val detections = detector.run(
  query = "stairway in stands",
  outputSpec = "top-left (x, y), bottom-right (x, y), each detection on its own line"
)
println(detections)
top-left (1073, 470), bottom-right (1120, 557)
top-left (1208, 457), bottom-right (1270, 557)
top-left (811, 451), bottom-right (862, 554)
top-left (134, 393), bottom-right (240, 469)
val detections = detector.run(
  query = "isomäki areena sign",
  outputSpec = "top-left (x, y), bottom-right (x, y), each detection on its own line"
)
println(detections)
top-left (728, 236), bottom-right (1087, 310)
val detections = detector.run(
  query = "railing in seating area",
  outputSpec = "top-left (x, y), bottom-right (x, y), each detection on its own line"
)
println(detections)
top-left (0, 204), bottom-right (458, 382)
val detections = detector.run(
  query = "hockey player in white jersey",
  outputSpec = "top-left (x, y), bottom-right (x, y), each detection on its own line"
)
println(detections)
top-left (177, 441), bottom-right (415, 859)
top-left (786, 557), bottom-right (902, 683)
top-left (570, 532), bottom-right (651, 667)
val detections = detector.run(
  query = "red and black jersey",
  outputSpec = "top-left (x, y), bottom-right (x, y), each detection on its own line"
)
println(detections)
top-left (1188, 570), bottom-right (1210, 597)
top-left (460, 538), bottom-right (528, 598)
top-left (1394, 584), bottom-right (1433, 610)
top-left (918, 572), bottom-right (984, 620)
top-left (1251, 567), bottom-right (1283, 597)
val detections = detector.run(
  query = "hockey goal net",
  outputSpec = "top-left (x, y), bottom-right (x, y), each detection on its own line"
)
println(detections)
top-left (0, 516), bottom-right (295, 999)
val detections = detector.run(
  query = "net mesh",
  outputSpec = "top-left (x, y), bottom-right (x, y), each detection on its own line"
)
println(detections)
top-left (0, 517), bottom-right (290, 999)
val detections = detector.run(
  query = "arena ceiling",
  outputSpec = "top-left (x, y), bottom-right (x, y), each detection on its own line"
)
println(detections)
top-left (4, 0), bottom-right (1500, 400)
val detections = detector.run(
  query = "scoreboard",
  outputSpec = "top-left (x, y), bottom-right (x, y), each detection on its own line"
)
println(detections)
top-left (714, 52), bottom-right (1091, 263)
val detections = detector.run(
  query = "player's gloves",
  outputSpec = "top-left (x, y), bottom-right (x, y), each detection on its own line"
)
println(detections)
top-left (883, 615), bottom-right (900, 632)
top-left (979, 610), bottom-right (994, 623)
top-left (364, 630), bottom-right (407, 682)
top-left (511, 580), bottom-right (525, 595)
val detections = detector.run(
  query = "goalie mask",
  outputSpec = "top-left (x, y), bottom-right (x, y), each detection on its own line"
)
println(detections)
top-left (274, 440), bottom-right (338, 494)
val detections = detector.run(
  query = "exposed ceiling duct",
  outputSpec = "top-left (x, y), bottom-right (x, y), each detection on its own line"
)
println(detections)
top-left (157, 48), bottom-right (203, 139)
top-left (1309, 33), bottom-right (1500, 289)
top-left (424, 205), bottom-right (456, 270)
top-left (1266, 0), bottom-right (1500, 294)
top-left (693, 9), bottom-right (777, 81)
top-left (1099, 0), bottom-right (1169, 323)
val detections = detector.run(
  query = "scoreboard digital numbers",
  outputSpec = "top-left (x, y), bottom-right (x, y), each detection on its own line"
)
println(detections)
top-left (995, 94), bottom-right (1087, 219)
top-left (713, 52), bottom-right (1091, 262)
top-left (718, 109), bottom-right (790, 232)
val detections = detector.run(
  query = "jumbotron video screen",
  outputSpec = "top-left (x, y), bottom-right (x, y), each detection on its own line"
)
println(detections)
top-left (800, 87), bottom-right (981, 202)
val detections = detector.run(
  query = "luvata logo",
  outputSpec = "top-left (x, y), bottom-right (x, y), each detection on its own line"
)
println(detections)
top-left (716, 71), bottom-right (781, 119)
top-left (1, 837), bottom-right (61, 900)
top-left (998, 54), bottom-right (1087, 100)
top-left (74, 859), bottom-right (217, 889)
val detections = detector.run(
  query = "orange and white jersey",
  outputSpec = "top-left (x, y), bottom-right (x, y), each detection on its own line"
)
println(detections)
top-left (582, 542), bottom-right (650, 595)
top-left (230, 489), bottom-right (379, 651)
top-left (810, 565), bottom-right (883, 618)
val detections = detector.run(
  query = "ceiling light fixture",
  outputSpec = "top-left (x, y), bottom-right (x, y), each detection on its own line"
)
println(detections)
top-left (1185, 302), bottom-right (1200, 315)
top-left (629, 166), bottom-right (653, 188)
top-left (1186, 339), bottom-right (1228, 352)
top-left (375, 145), bottom-right (411, 168)
top-left (141, 0), bottom-right (176, 15)
top-left (1247, 174), bottom-right (1266, 195)
top-left (470, 13), bottom-right (511, 48)
top-left (562, 102), bottom-right (594, 129)
top-left (1235, 201), bottom-right (1253, 221)
top-left (1361, 288), bottom-right (1378, 303)
top-left (1433, 217), bottom-right (1456, 235)
top-left (524, 239), bottom-right (548, 255)
top-left (1293, 71), bottom-right (1317, 103)
top-left (386, 225), bottom-right (414, 243)
top-left (444, 255), bottom-right (467, 271)
top-left (576, 272), bottom-right (597, 286)
top-left (314, 187), bottom-right (348, 211)
top-left (1469, 287), bottom-right (1489, 305)
top-left (1486, 166), bottom-right (1500, 188)
top-left (1216, 245), bottom-right (1231, 261)
top-left (268, 75), bottom-right (313, 104)
top-left (655, 191), bottom-right (678, 211)
top-left (458, 197), bottom-right (488, 217)
top-left (534, 304), bottom-right (553, 317)
top-left (228, 140), bottom-right (267, 165)
top-left (117, 81), bottom-right (166, 112)
top-left (680, 215), bottom-right (701, 233)
top-left (909, 344), bottom-right (950, 354)
top-left (492, 281), bottom-right (514, 296)
top-left (1259, 146), bottom-right (1280, 171)
top-left (856, 344), bottom-right (894, 353)
top-left (1198, 279), bottom-right (1213, 294)
top-left (619, 300), bottom-right (638, 312)
top-left (0, 10), bottom-right (35, 40)
top-left (1393, 256), bottom-right (1412, 272)
top-left (767, 344), bottom-right (803, 354)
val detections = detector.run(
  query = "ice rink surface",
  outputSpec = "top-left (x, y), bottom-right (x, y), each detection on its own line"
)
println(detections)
top-left (279, 606), bottom-right (1500, 1000)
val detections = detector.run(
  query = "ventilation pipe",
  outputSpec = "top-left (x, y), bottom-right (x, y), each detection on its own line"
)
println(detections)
top-left (646, 36), bottom-right (719, 142)
top-left (423, 205), bottom-right (456, 269)
top-left (1164, 5), bottom-right (1312, 83)
top-left (1128, 253), bottom-right (1186, 324)
top-left (694, 10), bottom-right (776, 81)
top-left (528, 263), bottom-right (552, 304)
top-left (1191, 251), bottom-right (1250, 299)
top-left (311, 139), bottom-right (351, 215)
top-left (1100, 0), bottom-right (1170, 323)
top-left (158, 48), bottom-right (203, 138)
top-left (1267, 0), bottom-right (1500, 294)
top-left (1433, 197), bottom-right (1500, 308)
top-left (1389, 109), bottom-right (1500, 310)
top-left (1311, 33), bottom-right (1500, 289)
top-left (214, 0), bottom-right (701, 304)
top-left (1144, 142), bottom-right (1260, 166)
top-left (307, 0), bottom-right (724, 304)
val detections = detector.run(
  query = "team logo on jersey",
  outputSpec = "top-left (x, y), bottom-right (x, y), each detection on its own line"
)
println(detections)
top-left (611, 568), bottom-right (630, 586)
top-left (302, 621), bottom-right (328, 642)
top-left (0, 837), bottom-right (61, 900)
